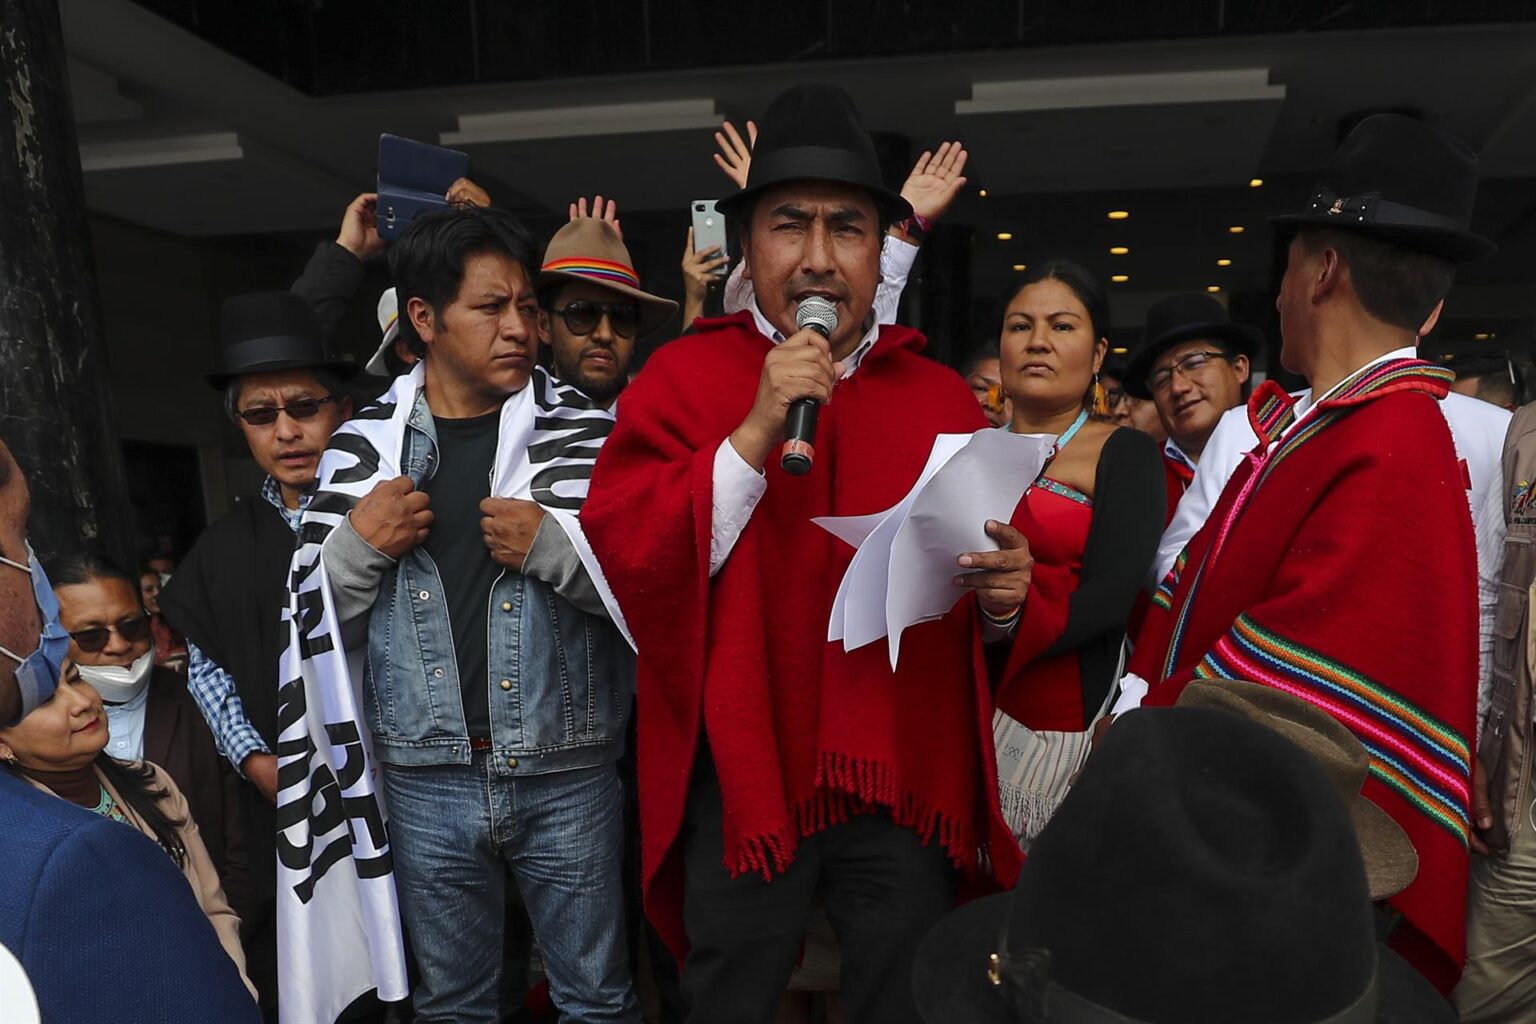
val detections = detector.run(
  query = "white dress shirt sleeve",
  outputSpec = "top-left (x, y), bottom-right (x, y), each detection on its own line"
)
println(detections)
top-left (710, 439), bottom-right (769, 576)
top-left (1473, 452), bottom-right (1506, 731)
top-left (873, 237), bottom-right (920, 326)
top-left (1151, 406), bottom-right (1254, 587)
top-left (1110, 672), bottom-right (1151, 716)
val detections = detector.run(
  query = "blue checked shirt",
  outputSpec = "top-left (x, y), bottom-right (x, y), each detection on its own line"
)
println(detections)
top-left (186, 478), bottom-right (308, 775)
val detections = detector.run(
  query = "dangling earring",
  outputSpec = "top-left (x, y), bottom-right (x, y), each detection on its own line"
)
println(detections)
top-left (1090, 373), bottom-right (1110, 418)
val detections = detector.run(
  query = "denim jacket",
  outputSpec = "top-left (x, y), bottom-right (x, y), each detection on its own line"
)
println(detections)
top-left (324, 389), bottom-right (633, 773)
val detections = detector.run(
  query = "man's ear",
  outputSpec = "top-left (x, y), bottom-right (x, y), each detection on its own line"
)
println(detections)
top-left (406, 297), bottom-right (436, 346)
top-left (1419, 299), bottom-right (1446, 338)
top-left (1311, 247), bottom-right (1344, 305)
top-left (338, 395), bottom-right (355, 421)
top-left (536, 309), bottom-right (552, 346)
top-left (1232, 353), bottom-right (1252, 384)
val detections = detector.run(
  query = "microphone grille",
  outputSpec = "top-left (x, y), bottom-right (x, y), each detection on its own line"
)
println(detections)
top-left (795, 296), bottom-right (839, 336)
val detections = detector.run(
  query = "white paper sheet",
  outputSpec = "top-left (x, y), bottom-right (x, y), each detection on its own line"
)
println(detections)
top-left (815, 429), bottom-right (1054, 668)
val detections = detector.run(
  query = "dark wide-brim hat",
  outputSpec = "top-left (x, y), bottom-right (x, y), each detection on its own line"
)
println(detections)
top-left (716, 84), bottom-right (912, 226)
top-left (206, 291), bottom-right (359, 389)
top-left (1123, 293), bottom-right (1263, 400)
top-left (534, 218), bottom-right (679, 337)
top-left (1270, 113), bottom-right (1495, 263)
top-left (911, 708), bottom-right (1455, 1024)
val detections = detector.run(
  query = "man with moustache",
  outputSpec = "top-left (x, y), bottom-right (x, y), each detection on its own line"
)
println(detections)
top-left (314, 207), bottom-right (668, 1021)
top-left (1120, 294), bottom-right (1258, 522)
top-left (159, 292), bottom-right (357, 1015)
top-left (580, 84), bottom-right (1026, 1024)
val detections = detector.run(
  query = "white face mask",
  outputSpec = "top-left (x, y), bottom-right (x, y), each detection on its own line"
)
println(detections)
top-left (75, 649), bottom-right (154, 704)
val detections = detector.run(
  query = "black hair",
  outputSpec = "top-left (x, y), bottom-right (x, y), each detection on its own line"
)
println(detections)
top-left (223, 368), bottom-right (348, 424)
top-left (96, 756), bottom-right (188, 867)
top-left (959, 339), bottom-right (1002, 378)
top-left (50, 552), bottom-right (142, 596)
top-left (1002, 259), bottom-right (1112, 344)
top-left (1297, 227), bottom-right (1456, 332)
top-left (388, 205), bottom-right (539, 359)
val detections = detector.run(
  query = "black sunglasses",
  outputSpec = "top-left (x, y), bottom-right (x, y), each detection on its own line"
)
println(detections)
top-left (69, 614), bottom-right (153, 654)
top-left (236, 395), bottom-right (339, 427)
top-left (552, 300), bottom-right (640, 339)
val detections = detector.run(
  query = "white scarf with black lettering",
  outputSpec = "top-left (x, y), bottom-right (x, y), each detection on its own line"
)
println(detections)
top-left (274, 363), bottom-right (628, 1024)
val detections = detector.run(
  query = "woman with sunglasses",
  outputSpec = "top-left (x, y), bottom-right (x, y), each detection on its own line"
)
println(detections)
top-left (985, 260), bottom-right (1166, 736)
top-left (47, 555), bottom-right (253, 944)
top-left (0, 650), bottom-right (256, 1000)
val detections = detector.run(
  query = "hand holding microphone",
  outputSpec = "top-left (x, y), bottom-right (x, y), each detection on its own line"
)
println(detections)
top-left (727, 296), bottom-right (843, 475)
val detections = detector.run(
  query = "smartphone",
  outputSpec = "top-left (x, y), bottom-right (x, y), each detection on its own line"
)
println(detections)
top-left (691, 200), bottom-right (729, 277)
top-left (376, 133), bottom-right (470, 240)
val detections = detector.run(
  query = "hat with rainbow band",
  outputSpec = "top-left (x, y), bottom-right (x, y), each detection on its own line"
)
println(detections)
top-left (535, 218), bottom-right (678, 337)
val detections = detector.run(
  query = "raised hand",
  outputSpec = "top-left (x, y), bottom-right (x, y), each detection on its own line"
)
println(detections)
top-left (569, 194), bottom-right (622, 239)
top-left (901, 141), bottom-right (970, 223)
top-left (336, 192), bottom-right (386, 262)
top-left (712, 119), bottom-right (757, 190)
top-left (446, 177), bottom-right (492, 208)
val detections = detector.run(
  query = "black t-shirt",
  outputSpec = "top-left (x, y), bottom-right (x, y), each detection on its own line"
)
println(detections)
top-left (422, 409), bottom-right (501, 739)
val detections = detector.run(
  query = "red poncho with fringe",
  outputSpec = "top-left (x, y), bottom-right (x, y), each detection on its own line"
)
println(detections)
top-left (581, 312), bottom-right (1024, 960)
top-left (1130, 361), bottom-right (1478, 994)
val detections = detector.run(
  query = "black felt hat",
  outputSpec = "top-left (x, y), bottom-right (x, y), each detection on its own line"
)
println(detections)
top-left (1270, 113), bottom-right (1494, 262)
top-left (1122, 293), bottom-right (1263, 399)
top-left (715, 84), bottom-right (911, 225)
top-left (206, 292), bottom-right (359, 389)
top-left (911, 708), bottom-right (1455, 1024)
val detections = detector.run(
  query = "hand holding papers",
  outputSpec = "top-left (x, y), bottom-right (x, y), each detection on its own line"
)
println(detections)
top-left (814, 429), bottom-right (1054, 669)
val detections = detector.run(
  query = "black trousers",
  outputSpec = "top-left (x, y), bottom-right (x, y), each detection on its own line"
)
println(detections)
top-left (681, 755), bottom-right (954, 1024)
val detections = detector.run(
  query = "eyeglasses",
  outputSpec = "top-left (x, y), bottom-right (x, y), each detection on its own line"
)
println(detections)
top-left (552, 300), bottom-right (640, 339)
top-left (1105, 385), bottom-right (1129, 408)
top-left (1147, 350), bottom-right (1232, 394)
top-left (69, 614), bottom-right (152, 653)
top-left (236, 395), bottom-right (339, 427)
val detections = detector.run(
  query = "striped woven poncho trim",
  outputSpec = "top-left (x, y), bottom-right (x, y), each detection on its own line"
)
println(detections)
top-left (1195, 614), bottom-right (1471, 845)
top-left (1152, 550), bottom-right (1186, 612)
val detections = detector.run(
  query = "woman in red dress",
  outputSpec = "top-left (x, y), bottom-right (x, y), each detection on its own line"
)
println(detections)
top-left (985, 260), bottom-right (1165, 731)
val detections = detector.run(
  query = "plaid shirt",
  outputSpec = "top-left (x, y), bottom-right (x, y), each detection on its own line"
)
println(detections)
top-left (185, 478), bottom-right (308, 774)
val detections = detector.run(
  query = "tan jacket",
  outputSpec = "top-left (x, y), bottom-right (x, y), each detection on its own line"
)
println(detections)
top-left (1481, 403), bottom-right (1536, 850)
top-left (29, 762), bottom-right (257, 1000)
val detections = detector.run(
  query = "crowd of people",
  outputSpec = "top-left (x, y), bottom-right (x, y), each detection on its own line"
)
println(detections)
top-left (0, 80), bottom-right (1531, 1024)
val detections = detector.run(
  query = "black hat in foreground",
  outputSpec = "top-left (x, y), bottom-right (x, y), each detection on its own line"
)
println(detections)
top-left (206, 291), bottom-right (359, 389)
top-left (715, 84), bottom-right (911, 225)
top-left (1270, 113), bottom-right (1494, 263)
top-left (912, 707), bottom-right (1454, 1024)
top-left (1122, 293), bottom-right (1263, 399)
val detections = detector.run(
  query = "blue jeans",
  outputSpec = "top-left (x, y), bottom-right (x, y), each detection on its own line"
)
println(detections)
top-left (383, 757), bottom-right (639, 1023)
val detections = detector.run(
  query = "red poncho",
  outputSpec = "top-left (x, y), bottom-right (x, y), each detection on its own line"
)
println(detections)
top-left (581, 312), bottom-right (1023, 958)
top-left (1131, 360), bottom-right (1478, 993)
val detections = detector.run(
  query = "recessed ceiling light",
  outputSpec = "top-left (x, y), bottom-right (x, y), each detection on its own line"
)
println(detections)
top-left (1111, 274), bottom-right (1129, 283)
top-left (1248, 178), bottom-right (1264, 188)
top-left (1216, 258), bottom-right (1232, 267)
top-left (978, 189), bottom-right (988, 197)
top-left (1207, 285), bottom-right (1222, 293)
top-left (1229, 225), bottom-right (1245, 234)
top-left (1109, 246), bottom-right (1130, 255)
top-left (1107, 210), bottom-right (1130, 220)
top-left (1475, 332), bottom-right (1494, 340)
top-left (996, 232), bottom-right (1014, 241)
top-left (1111, 347), bottom-right (1129, 355)
top-left (1011, 263), bottom-right (1027, 271)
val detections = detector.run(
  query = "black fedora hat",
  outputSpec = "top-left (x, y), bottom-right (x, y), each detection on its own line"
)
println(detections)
top-left (1270, 113), bottom-right (1494, 263)
top-left (1122, 293), bottom-right (1263, 399)
top-left (912, 708), bottom-right (1455, 1024)
top-left (206, 291), bottom-right (359, 389)
top-left (715, 84), bottom-right (912, 225)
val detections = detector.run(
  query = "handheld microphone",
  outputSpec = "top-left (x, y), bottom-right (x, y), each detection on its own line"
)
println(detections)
top-left (781, 296), bottom-right (839, 475)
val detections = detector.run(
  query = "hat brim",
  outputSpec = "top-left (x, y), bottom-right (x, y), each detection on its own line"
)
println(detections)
top-left (1123, 322), bottom-right (1265, 399)
top-left (912, 894), bottom-right (1454, 1023)
top-left (206, 356), bottom-right (360, 390)
top-left (1353, 798), bottom-right (1419, 900)
top-left (715, 144), bottom-right (913, 225)
top-left (365, 322), bottom-right (401, 377)
top-left (533, 271), bottom-right (680, 338)
top-left (1269, 212), bottom-right (1496, 263)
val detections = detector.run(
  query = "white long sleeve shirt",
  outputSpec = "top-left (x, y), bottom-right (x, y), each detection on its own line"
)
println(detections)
top-left (1138, 348), bottom-right (1507, 722)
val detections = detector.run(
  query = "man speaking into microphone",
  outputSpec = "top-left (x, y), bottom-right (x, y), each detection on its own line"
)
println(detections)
top-left (582, 84), bottom-right (1028, 1023)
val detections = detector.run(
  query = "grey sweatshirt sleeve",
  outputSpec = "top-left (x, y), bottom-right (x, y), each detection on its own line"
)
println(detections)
top-left (321, 514), bottom-right (397, 647)
top-left (522, 515), bottom-right (607, 618)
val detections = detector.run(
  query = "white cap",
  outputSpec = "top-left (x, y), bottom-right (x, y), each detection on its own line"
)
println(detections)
top-left (366, 287), bottom-right (401, 377)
